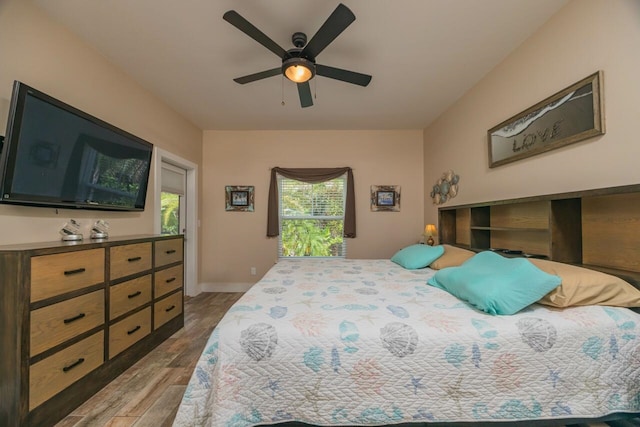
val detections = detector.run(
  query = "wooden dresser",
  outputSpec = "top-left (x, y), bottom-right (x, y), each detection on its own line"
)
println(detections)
top-left (0, 234), bottom-right (184, 426)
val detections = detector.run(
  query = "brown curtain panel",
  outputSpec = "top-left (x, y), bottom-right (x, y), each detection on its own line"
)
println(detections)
top-left (267, 167), bottom-right (356, 238)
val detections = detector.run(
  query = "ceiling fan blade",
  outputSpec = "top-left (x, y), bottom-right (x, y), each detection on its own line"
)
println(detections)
top-left (316, 64), bottom-right (372, 87)
top-left (223, 10), bottom-right (287, 58)
top-left (233, 68), bottom-right (281, 84)
top-left (301, 3), bottom-right (355, 59)
top-left (297, 82), bottom-right (313, 108)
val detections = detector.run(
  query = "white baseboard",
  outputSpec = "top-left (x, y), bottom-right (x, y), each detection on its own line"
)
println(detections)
top-left (199, 282), bottom-right (254, 292)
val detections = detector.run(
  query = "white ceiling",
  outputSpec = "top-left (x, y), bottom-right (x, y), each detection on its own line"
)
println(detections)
top-left (33, 0), bottom-right (568, 131)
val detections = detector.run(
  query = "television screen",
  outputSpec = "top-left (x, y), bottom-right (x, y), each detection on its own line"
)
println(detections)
top-left (0, 81), bottom-right (153, 211)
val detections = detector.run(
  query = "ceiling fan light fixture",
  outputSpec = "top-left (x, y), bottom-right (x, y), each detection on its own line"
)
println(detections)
top-left (283, 57), bottom-right (315, 83)
top-left (225, 4), bottom-right (371, 107)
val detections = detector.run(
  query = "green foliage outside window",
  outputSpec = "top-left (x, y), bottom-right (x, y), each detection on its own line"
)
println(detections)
top-left (161, 192), bottom-right (180, 235)
top-left (281, 219), bottom-right (344, 256)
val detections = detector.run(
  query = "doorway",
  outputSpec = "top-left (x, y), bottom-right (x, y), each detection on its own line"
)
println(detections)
top-left (154, 148), bottom-right (198, 296)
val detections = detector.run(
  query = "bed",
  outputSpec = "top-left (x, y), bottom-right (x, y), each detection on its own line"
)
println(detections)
top-left (172, 256), bottom-right (640, 427)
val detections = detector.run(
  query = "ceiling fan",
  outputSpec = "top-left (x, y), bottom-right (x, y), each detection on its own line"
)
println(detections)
top-left (223, 3), bottom-right (372, 108)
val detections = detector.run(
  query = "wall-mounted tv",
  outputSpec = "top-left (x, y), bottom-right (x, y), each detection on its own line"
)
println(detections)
top-left (0, 81), bottom-right (153, 211)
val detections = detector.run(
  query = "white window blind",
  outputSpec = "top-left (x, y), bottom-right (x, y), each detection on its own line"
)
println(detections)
top-left (278, 174), bottom-right (346, 258)
top-left (161, 162), bottom-right (186, 195)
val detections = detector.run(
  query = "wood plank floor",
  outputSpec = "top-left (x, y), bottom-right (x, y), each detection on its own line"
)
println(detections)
top-left (55, 292), bottom-right (244, 427)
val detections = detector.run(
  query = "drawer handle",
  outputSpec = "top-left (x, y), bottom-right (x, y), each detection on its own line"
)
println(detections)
top-left (64, 268), bottom-right (86, 276)
top-left (62, 358), bottom-right (85, 372)
top-left (166, 249), bottom-right (176, 254)
top-left (128, 291), bottom-right (142, 299)
top-left (128, 256), bottom-right (142, 262)
top-left (127, 325), bottom-right (141, 335)
top-left (165, 305), bottom-right (176, 313)
top-left (165, 277), bottom-right (176, 283)
top-left (63, 313), bottom-right (86, 324)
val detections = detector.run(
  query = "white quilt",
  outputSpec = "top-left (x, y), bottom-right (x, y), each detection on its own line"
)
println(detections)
top-left (173, 259), bottom-right (640, 426)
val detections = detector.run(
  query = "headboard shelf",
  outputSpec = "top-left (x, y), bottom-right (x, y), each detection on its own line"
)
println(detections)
top-left (438, 183), bottom-right (640, 289)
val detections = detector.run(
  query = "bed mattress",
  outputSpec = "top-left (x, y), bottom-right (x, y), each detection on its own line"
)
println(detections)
top-left (173, 258), bottom-right (640, 426)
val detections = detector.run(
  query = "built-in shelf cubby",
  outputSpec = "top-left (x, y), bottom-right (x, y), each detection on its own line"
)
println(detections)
top-left (438, 184), bottom-right (640, 286)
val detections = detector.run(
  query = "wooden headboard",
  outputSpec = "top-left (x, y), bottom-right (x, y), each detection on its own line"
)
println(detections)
top-left (438, 183), bottom-right (640, 290)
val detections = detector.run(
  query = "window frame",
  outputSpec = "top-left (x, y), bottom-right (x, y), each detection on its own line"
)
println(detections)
top-left (277, 174), bottom-right (347, 258)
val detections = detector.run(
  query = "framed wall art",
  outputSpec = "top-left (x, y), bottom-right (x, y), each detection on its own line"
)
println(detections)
top-left (225, 185), bottom-right (254, 212)
top-left (370, 185), bottom-right (400, 212)
top-left (488, 71), bottom-right (605, 168)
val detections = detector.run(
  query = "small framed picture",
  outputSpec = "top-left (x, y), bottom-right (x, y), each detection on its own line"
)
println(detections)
top-left (376, 191), bottom-right (396, 206)
top-left (225, 186), bottom-right (254, 212)
top-left (231, 190), bottom-right (249, 206)
top-left (371, 185), bottom-right (400, 212)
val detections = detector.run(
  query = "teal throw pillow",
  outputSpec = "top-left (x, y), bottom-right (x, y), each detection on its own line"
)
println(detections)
top-left (391, 244), bottom-right (444, 269)
top-left (427, 251), bottom-right (561, 315)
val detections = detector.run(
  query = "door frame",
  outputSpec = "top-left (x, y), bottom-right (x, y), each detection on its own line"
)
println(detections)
top-left (153, 148), bottom-right (199, 296)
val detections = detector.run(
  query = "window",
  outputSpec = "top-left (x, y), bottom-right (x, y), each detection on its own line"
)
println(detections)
top-left (278, 175), bottom-right (346, 257)
top-left (160, 162), bottom-right (186, 235)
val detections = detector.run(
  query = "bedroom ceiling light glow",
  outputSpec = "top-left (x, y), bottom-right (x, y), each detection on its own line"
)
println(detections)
top-left (282, 57), bottom-right (315, 83)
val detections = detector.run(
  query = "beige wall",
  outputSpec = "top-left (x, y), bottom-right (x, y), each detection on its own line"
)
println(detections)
top-left (201, 130), bottom-right (424, 289)
top-left (423, 0), bottom-right (640, 228)
top-left (0, 0), bottom-right (202, 244)
top-left (4, 0), bottom-right (637, 291)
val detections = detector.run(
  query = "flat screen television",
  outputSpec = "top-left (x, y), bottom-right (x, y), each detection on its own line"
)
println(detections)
top-left (0, 81), bottom-right (153, 211)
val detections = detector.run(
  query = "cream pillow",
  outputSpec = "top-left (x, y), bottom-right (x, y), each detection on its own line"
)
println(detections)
top-left (429, 244), bottom-right (475, 270)
top-left (529, 258), bottom-right (640, 308)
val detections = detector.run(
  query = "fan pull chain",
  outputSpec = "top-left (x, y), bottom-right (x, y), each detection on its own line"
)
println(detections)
top-left (281, 75), bottom-right (285, 106)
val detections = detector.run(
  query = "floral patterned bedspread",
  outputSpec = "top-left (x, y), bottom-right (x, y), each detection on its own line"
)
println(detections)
top-left (173, 259), bottom-right (640, 427)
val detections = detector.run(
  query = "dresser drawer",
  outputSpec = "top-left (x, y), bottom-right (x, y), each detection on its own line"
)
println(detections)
top-left (154, 291), bottom-right (183, 330)
top-left (30, 290), bottom-right (105, 357)
top-left (109, 307), bottom-right (151, 359)
top-left (29, 331), bottom-right (104, 410)
top-left (109, 275), bottom-right (152, 319)
top-left (154, 264), bottom-right (183, 298)
top-left (154, 238), bottom-right (183, 267)
top-left (110, 243), bottom-right (152, 280)
top-left (31, 249), bottom-right (105, 302)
